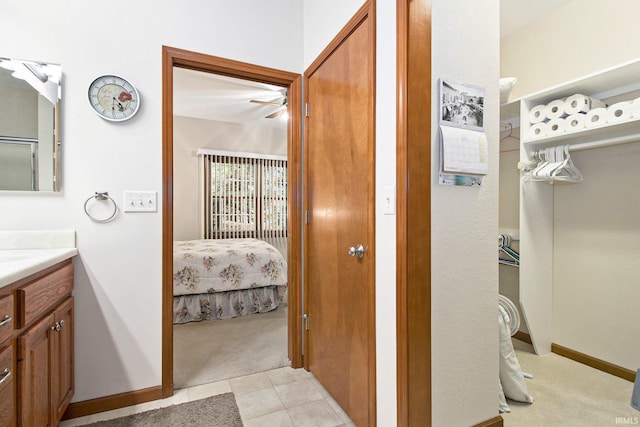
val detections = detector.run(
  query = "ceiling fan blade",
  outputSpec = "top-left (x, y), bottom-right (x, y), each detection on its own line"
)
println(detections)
top-left (265, 108), bottom-right (287, 119)
top-left (250, 99), bottom-right (284, 106)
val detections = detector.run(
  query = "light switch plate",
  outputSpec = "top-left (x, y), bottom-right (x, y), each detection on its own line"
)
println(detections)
top-left (123, 191), bottom-right (157, 213)
top-left (383, 185), bottom-right (395, 215)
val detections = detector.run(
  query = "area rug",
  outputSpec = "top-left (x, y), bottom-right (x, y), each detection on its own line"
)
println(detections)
top-left (80, 393), bottom-right (243, 427)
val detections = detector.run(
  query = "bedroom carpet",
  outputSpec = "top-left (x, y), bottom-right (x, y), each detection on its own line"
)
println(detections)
top-left (77, 393), bottom-right (242, 427)
top-left (174, 304), bottom-right (289, 389)
top-left (502, 340), bottom-right (639, 426)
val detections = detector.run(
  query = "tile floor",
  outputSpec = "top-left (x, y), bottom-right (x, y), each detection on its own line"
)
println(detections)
top-left (60, 366), bottom-right (355, 427)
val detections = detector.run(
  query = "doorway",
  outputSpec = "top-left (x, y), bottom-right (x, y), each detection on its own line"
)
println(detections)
top-left (161, 46), bottom-right (303, 396)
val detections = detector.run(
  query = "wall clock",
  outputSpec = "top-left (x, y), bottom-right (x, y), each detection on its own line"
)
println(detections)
top-left (88, 75), bottom-right (140, 121)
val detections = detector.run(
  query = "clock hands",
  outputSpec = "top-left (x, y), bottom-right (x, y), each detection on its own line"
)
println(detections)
top-left (112, 96), bottom-right (126, 113)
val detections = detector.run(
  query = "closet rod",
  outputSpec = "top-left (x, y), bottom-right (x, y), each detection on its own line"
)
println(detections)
top-left (569, 133), bottom-right (640, 152)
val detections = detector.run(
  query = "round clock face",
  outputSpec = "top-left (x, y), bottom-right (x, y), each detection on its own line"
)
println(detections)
top-left (88, 75), bottom-right (140, 121)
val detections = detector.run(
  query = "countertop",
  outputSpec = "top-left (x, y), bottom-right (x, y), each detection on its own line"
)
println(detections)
top-left (0, 230), bottom-right (77, 288)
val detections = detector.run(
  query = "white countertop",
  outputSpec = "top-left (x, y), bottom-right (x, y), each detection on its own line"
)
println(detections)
top-left (0, 230), bottom-right (77, 288)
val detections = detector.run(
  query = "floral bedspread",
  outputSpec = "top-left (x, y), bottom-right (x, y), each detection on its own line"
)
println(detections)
top-left (173, 238), bottom-right (287, 296)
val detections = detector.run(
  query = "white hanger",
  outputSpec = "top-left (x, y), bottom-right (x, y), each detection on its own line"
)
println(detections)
top-left (551, 145), bottom-right (583, 183)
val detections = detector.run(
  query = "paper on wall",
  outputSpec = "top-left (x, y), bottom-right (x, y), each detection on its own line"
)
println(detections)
top-left (440, 125), bottom-right (489, 175)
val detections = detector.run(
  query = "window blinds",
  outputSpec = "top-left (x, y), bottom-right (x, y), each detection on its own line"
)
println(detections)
top-left (203, 153), bottom-right (287, 240)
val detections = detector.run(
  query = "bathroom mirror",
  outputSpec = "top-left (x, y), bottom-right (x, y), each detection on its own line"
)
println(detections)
top-left (0, 57), bottom-right (61, 192)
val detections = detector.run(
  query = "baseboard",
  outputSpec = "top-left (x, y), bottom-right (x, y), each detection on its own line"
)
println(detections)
top-left (551, 343), bottom-right (637, 383)
top-left (62, 386), bottom-right (164, 420)
top-left (513, 331), bottom-right (532, 345)
top-left (473, 415), bottom-right (504, 427)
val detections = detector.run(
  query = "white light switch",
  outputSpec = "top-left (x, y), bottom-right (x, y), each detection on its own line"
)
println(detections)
top-left (123, 191), bottom-right (157, 213)
top-left (383, 185), bottom-right (395, 215)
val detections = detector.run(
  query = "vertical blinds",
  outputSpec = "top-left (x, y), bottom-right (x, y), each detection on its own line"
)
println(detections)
top-left (203, 153), bottom-right (287, 240)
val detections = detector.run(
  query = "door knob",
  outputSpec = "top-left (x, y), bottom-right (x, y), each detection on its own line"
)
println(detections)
top-left (348, 244), bottom-right (365, 259)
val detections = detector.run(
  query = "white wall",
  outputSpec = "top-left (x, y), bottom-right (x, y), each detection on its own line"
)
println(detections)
top-left (431, 1), bottom-right (500, 426)
top-left (173, 116), bottom-right (287, 241)
top-left (501, 0), bottom-right (640, 99)
top-left (0, 0), bottom-right (302, 402)
top-left (501, 0), bottom-right (640, 370)
top-left (553, 143), bottom-right (640, 370)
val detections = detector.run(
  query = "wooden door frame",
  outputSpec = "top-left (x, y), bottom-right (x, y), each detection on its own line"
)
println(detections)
top-left (302, 2), bottom-right (376, 424)
top-left (396, 1), bottom-right (432, 426)
top-left (161, 46), bottom-right (303, 397)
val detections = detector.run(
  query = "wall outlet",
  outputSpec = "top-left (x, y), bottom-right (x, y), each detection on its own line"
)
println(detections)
top-left (123, 191), bottom-right (157, 213)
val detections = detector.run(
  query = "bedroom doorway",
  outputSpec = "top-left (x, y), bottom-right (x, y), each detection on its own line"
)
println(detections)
top-left (161, 46), bottom-right (303, 396)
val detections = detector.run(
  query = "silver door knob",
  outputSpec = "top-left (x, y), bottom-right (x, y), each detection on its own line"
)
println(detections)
top-left (348, 244), bottom-right (365, 259)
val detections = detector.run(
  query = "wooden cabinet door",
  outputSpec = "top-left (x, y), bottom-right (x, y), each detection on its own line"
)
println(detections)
top-left (0, 344), bottom-right (15, 427)
top-left (18, 314), bottom-right (52, 427)
top-left (50, 297), bottom-right (73, 426)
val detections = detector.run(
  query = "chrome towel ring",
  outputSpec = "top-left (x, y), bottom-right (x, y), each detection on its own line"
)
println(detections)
top-left (84, 191), bottom-right (118, 223)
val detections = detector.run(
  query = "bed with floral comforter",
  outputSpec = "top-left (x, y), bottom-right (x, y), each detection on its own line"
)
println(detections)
top-left (173, 238), bottom-right (287, 324)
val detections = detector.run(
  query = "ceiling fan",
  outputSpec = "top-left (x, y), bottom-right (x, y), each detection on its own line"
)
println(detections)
top-left (249, 92), bottom-right (288, 119)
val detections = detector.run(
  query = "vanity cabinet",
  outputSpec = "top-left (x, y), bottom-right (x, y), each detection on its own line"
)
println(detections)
top-left (0, 259), bottom-right (74, 427)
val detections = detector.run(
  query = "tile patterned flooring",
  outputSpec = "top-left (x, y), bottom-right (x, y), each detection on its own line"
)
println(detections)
top-left (60, 367), bottom-right (355, 427)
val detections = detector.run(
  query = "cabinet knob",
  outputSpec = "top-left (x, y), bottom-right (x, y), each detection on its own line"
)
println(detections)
top-left (51, 322), bottom-right (62, 332)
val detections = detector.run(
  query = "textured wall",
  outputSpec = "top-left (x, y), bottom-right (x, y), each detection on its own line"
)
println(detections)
top-left (432, 0), bottom-right (500, 425)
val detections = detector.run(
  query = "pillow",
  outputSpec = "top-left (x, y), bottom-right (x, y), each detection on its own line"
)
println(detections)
top-left (500, 77), bottom-right (517, 104)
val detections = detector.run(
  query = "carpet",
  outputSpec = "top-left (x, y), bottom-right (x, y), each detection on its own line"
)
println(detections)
top-left (79, 393), bottom-right (243, 427)
top-left (173, 304), bottom-right (288, 389)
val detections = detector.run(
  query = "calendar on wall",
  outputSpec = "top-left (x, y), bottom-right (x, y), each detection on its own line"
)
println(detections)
top-left (438, 78), bottom-right (487, 186)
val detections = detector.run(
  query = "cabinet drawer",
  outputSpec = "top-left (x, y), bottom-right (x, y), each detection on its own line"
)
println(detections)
top-left (17, 263), bottom-right (73, 328)
top-left (0, 295), bottom-right (13, 342)
top-left (0, 345), bottom-right (15, 426)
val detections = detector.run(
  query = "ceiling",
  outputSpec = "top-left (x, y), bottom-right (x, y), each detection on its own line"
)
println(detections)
top-left (172, 1), bottom-right (574, 125)
top-left (173, 68), bottom-right (287, 129)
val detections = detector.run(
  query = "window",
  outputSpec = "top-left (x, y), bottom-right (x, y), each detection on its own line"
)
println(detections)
top-left (203, 153), bottom-right (287, 239)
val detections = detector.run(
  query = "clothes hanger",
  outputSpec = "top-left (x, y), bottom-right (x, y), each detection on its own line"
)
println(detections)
top-left (531, 147), bottom-right (560, 181)
top-left (498, 233), bottom-right (520, 266)
top-left (500, 122), bottom-right (519, 142)
top-left (529, 149), bottom-right (549, 180)
top-left (551, 145), bottom-right (583, 183)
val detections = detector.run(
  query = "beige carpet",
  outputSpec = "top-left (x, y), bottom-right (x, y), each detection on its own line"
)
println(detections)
top-left (503, 340), bottom-right (639, 426)
top-left (79, 393), bottom-right (242, 427)
top-left (173, 304), bottom-right (288, 389)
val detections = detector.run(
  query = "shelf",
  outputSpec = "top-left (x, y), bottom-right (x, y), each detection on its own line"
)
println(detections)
top-left (523, 115), bottom-right (640, 152)
top-left (517, 58), bottom-right (640, 105)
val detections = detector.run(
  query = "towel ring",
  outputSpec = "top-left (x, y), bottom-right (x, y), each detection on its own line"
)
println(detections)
top-left (84, 191), bottom-right (118, 223)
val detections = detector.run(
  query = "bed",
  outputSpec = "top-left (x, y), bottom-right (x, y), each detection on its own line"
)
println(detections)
top-left (173, 238), bottom-right (287, 324)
